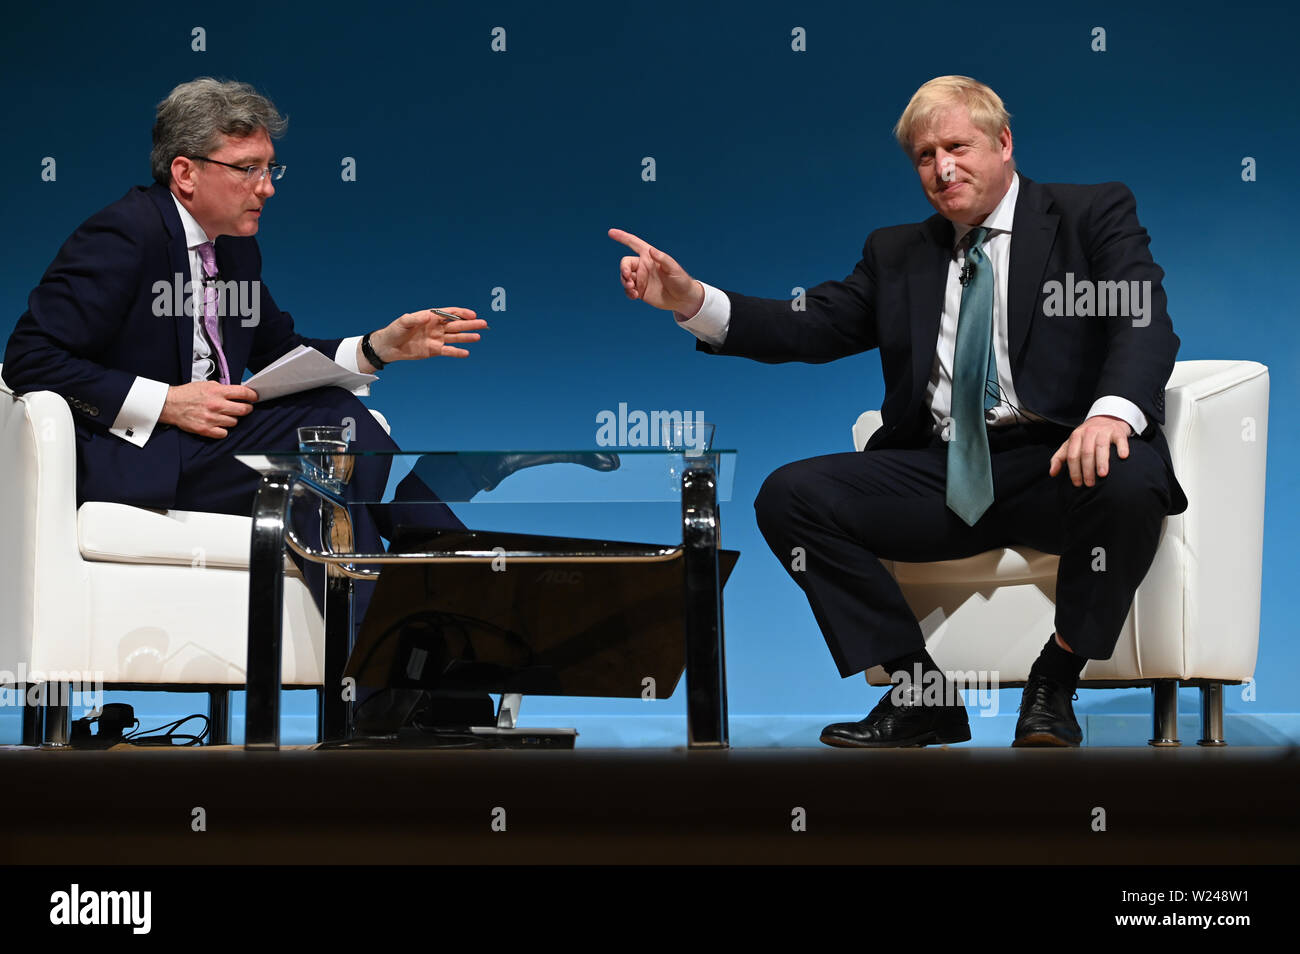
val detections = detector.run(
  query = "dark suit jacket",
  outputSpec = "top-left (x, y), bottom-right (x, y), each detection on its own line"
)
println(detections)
top-left (702, 175), bottom-right (1188, 514)
top-left (4, 183), bottom-right (344, 509)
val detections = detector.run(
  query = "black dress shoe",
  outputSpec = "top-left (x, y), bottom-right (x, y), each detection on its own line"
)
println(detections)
top-left (820, 685), bottom-right (971, 748)
top-left (1013, 672), bottom-right (1083, 747)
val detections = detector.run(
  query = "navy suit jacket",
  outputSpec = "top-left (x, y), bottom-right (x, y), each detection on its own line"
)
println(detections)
top-left (4, 183), bottom-right (344, 509)
top-left (704, 175), bottom-right (1188, 515)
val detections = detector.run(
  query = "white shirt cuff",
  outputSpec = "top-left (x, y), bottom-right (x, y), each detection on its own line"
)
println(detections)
top-left (109, 377), bottom-right (169, 447)
top-left (675, 282), bottom-right (730, 348)
top-left (1087, 396), bottom-right (1148, 436)
top-left (336, 336), bottom-right (372, 396)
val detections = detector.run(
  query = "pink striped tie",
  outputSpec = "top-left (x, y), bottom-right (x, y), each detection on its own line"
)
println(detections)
top-left (195, 242), bottom-right (231, 385)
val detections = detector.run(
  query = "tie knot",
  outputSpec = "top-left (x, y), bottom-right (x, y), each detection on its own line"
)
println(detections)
top-left (196, 241), bottom-right (217, 276)
top-left (964, 227), bottom-right (989, 253)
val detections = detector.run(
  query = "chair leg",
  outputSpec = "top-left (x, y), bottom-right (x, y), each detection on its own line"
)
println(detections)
top-left (1198, 683), bottom-right (1227, 746)
top-left (1149, 680), bottom-right (1180, 747)
top-left (42, 682), bottom-right (71, 748)
top-left (208, 690), bottom-right (230, 746)
top-left (20, 686), bottom-right (42, 746)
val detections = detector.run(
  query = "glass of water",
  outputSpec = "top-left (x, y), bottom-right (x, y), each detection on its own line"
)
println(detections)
top-left (661, 420), bottom-right (715, 457)
top-left (297, 425), bottom-right (350, 492)
top-left (661, 421), bottom-right (716, 490)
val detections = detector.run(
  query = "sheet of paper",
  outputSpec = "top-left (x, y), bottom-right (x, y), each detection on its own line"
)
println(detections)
top-left (243, 345), bottom-right (377, 401)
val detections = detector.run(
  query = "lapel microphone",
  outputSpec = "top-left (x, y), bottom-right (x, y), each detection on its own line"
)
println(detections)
top-left (959, 262), bottom-right (974, 286)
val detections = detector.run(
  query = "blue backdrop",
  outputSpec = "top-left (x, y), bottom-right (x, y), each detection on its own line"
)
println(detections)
top-left (2, 0), bottom-right (1295, 745)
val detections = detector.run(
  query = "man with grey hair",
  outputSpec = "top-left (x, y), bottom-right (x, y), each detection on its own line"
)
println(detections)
top-left (611, 75), bottom-right (1185, 748)
top-left (4, 77), bottom-right (484, 623)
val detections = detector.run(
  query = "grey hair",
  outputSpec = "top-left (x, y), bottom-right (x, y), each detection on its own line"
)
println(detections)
top-left (151, 78), bottom-right (287, 185)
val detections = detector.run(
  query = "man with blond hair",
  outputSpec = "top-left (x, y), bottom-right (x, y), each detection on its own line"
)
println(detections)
top-left (610, 75), bottom-right (1184, 748)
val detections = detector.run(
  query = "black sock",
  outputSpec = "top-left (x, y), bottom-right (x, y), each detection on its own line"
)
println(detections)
top-left (1031, 635), bottom-right (1087, 689)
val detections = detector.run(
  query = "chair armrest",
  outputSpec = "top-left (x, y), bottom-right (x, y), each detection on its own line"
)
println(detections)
top-left (1162, 360), bottom-right (1269, 467)
top-left (851, 410), bottom-right (884, 452)
top-left (1141, 359), bottom-right (1268, 679)
top-left (0, 383), bottom-right (89, 673)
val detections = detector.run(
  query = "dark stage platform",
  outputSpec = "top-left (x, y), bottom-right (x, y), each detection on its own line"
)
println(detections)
top-left (2, 745), bottom-right (1297, 865)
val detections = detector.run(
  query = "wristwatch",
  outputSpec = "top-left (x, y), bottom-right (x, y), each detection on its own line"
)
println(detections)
top-left (361, 332), bottom-right (386, 370)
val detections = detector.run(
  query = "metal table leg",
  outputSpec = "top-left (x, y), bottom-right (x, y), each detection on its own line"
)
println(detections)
top-left (319, 500), bottom-right (355, 743)
top-left (246, 475), bottom-right (293, 750)
top-left (681, 464), bottom-right (729, 749)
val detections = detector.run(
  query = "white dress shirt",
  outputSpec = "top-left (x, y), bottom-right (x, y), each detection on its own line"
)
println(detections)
top-left (109, 194), bottom-right (366, 447)
top-left (677, 173), bottom-right (1146, 437)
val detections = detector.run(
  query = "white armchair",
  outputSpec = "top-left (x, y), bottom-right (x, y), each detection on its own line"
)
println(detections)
top-left (0, 364), bottom-right (386, 746)
top-left (853, 360), bottom-right (1268, 745)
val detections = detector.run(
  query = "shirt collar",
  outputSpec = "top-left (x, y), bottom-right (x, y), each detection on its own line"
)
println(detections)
top-left (170, 192), bottom-right (214, 250)
top-left (952, 171), bottom-right (1019, 250)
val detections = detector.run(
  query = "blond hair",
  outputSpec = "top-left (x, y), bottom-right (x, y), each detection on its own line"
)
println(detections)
top-left (893, 76), bottom-right (1011, 158)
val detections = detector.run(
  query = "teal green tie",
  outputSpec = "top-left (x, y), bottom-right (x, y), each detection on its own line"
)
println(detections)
top-left (946, 226), bottom-right (998, 526)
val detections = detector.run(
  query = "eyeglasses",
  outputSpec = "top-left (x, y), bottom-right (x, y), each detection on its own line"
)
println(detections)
top-left (191, 156), bottom-right (287, 182)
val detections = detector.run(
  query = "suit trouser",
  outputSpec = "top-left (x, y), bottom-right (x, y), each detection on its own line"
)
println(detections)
top-left (753, 421), bottom-right (1173, 678)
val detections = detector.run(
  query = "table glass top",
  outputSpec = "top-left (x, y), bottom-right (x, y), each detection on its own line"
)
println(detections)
top-left (235, 449), bottom-right (736, 504)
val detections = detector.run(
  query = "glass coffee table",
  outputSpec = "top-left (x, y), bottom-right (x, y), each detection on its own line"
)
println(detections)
top-left (235, 449), bottom-right (737, 751)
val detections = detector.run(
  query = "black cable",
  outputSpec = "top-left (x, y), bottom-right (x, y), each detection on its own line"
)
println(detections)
top-left (125, 713), bottom-right (210, 746)
top-left (986, 379), bottom-right (1036, 427)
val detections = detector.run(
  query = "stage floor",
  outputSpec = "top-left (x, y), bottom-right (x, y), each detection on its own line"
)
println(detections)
top-left (2, 745), bottom-right (1296, 864)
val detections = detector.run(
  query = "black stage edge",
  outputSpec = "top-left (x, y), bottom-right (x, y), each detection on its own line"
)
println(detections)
top-left (1, 747), bottom-right (1297, 867)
